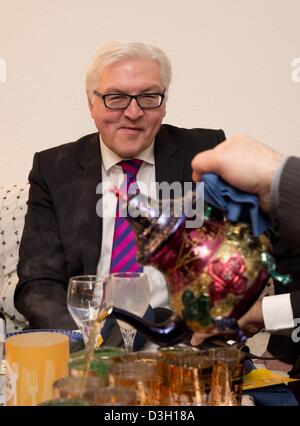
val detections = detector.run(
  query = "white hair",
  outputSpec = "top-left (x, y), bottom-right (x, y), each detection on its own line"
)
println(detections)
top-left (85, 41), bottom-right (172, 98)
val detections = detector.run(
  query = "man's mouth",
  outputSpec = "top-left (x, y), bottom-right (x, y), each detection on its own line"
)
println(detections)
top-left (119, 127), bottom-right (144, 134)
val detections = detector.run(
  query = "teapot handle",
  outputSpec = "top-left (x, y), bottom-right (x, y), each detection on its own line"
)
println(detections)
top-left (108, 306), bottom-right (192, 347)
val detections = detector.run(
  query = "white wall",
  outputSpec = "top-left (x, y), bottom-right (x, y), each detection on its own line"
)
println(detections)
top-left (0, 0), bottom-right (299, 183)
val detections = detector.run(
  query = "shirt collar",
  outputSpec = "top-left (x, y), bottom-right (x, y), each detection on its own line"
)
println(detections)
top-left (99, 133), bottom-right (155, 175)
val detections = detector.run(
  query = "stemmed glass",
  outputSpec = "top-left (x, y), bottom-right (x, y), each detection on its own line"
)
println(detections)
top-left (107, 272), bottom-right (150, 352)
top-left (67, 275), bottom-right (107, 348)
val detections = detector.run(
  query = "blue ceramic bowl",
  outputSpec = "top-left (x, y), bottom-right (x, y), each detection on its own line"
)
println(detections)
top-left (6, 329), bottom-right (85, 353)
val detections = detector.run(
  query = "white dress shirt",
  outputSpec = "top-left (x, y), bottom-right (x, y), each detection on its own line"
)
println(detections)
top-left (262, 293), bottom-right (295, 332)
top-left (96, 136), bottom-right (170, 309)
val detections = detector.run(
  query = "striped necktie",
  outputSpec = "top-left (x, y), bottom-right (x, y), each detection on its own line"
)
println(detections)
top-left (110, 159), bottom-right (143, 273)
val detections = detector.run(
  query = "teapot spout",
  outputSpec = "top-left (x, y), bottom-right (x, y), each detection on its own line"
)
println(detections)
top-left (107, 306), bottom-right (192, 346)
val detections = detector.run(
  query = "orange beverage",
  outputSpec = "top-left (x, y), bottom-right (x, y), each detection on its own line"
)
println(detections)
top-left (208, 347), bottom-right (245, 406)
top-left (113, 352), bottom-right (162, 405)
top-left (164, 354), bottom-right (212, 406)
top-left (6, 332), bottom-right (69, 406)
top-left (108, 362), bottom-right (157, 405)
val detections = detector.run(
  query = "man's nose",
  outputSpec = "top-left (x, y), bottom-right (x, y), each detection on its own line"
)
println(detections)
top-left (123, 98), bottom-right (144, 119)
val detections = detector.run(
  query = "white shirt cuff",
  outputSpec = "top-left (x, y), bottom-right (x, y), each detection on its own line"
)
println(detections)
top-left (262, 293), bottom-right (294, 331)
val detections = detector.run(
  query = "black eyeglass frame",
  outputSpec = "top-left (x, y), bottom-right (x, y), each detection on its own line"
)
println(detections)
top-left (93, 90), bottom-right (165, 110)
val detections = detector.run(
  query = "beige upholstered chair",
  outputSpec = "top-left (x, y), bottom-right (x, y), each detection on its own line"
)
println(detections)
top-left (0, 184), bottom-right (29, 333)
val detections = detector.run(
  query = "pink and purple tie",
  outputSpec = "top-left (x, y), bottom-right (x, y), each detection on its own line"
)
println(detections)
top-left (110, 159), bottom-right (143, 273)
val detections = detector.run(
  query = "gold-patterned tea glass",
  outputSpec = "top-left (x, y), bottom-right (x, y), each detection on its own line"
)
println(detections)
top-left (71, 346), bottom-right (126, 360)
top-left (69, 356), bottom-right (113, 382)
top-left (38, 398), bottom-right (89, 406)
top-left (112, 352), bottom-right (162, 405)
top-left (108, 361), bottom-right (157, 405)
top-left (83, 387), bottom-right (137, 406)
top-left (207, 347), bottom-right (245, 406)
top-left (53, 375), bottom-right (105, 400)
top-left (114, 351), bottom-right (160, 364)
top-left (158, 345), bottom-right (200, 361)
top-left (158, 345), bottom-right (201, 404)
top-left (69, 346), bottom-right (125, 382)
top-left (163, 353), bottom-right (212, 406)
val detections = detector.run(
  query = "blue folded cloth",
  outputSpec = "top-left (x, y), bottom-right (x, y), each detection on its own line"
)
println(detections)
top-left (244, 384), bottom-right (299, 406)
top-left (101, 304), bottom-right (154, 351)
top-left (241, 354), bottom-right (298, 406)
top-left (133, 305), bottom-right (155, 351)
top-left (202, 173), bottom-right (269, 237)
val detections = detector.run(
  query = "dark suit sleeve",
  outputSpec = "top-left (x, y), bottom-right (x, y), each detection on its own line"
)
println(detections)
top-left (276, 157), bottom-right (300, 248)
top-left (266, 158), bottom-right (300, 363)
top-left (14, 152), bottom-right (76, 329)
top-left (291, 291), bottom-right (300, 320)
top-left (218, 129), bottom-right (226, 143)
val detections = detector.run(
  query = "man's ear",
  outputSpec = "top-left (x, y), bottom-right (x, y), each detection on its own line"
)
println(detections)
top-left (87, 96), bottom-right (93, 111)
top-left (87, 95), bottom-right (95, 118)
top-left (161, 102), bottom-right (167, 120)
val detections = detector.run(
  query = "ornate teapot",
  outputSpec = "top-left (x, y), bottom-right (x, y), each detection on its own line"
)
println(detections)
top-left (107, 189), bottom-right (289, 345)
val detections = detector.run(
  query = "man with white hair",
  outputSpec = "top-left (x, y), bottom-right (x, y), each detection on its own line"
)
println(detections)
top-left (14, 41), bottom-right (225, 348)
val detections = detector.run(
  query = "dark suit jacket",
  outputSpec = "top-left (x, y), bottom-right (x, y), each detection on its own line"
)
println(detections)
top-left (267, 157), bottom-right (300, 365)
top-left (15, 124), bottom-right (225, 333)
top-left (276, 157), bottom-right (300, 250)
top-left (279, 157), bottom-right (300, 324)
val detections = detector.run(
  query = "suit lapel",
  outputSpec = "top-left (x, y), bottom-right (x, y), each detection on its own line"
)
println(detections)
top-left (154, 125), bottom-right (184, 184)
top-left (72, 133), bottom-right (102, 274)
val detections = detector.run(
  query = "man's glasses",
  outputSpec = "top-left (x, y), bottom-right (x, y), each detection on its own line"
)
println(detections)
top-left (93, 90), bottom-right (165, 110)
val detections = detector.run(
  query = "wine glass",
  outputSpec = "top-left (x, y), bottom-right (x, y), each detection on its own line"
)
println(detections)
top-left (67, 275), bottom-right (107, 347)
top-left (107, 272), bottom-right (150, 352)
